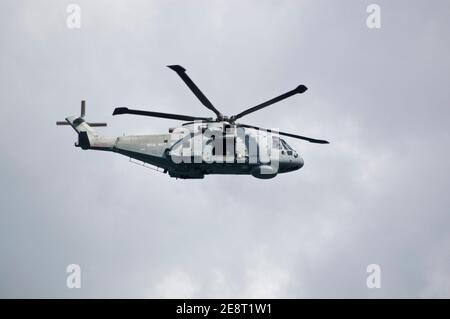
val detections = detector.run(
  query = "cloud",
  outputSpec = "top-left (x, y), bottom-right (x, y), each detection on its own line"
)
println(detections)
top-left (152, 270), bottom-right (199, 299)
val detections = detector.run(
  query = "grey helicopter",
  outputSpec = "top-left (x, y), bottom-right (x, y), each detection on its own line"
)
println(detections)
top-left (57, 65), bottom-right (329, 179)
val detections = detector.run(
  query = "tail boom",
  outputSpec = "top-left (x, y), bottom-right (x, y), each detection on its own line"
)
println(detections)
top-left (57, 100), bottom-right (114, 151)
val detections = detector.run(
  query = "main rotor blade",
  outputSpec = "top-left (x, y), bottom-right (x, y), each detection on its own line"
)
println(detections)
top-left (113, 107), bottom-right (212, 122)
top-left (237, 123), bottom-right (329, 144)
top-left (231, 85), bottom-right (308, 121)
top-left (80, 100), bottom-right (86, 118)
top-left (87, 122), bottom-right (107, 127)
top-left (167, 65), bottom-right (223, 118)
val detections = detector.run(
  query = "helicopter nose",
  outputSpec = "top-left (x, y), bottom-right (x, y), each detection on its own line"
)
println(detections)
top-left (280, 155), bottom-right (304, 172)
top-left (294, 156), bottom-right (304, 170)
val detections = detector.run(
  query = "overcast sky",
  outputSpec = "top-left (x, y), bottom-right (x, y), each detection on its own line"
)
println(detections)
top-left (0, 0), bottom-right (449, 298)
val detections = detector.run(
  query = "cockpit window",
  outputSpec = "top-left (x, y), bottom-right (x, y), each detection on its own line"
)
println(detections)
top-left (280, 139), bottom-right (293, 151)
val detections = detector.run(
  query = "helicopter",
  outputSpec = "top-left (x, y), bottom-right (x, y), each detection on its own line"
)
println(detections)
top-left (57, 65), bottom-right (329, 179)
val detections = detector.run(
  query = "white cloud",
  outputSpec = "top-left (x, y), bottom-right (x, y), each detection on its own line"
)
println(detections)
top-left (152, 270), bottom-right (199, 299)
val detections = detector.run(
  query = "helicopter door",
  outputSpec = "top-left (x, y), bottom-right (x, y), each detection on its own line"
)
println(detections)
top-left (205, 131), bottom-right (236, 164)
top-left (245, 134), bottom-right (258, 164)
top-left (235, 131), bottom-right (247, 163)
top-left (258, 132), bottom-right (271, 164)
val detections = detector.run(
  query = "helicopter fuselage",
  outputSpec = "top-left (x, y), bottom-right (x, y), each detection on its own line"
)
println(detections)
top-left (111, 122), bottom-right (303, 179)
top-left (69, 118), bottom-right (303, 179)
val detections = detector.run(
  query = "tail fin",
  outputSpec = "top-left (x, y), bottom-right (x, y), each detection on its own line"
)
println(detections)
top-left (57, 100), bottom-right (114, 151)
top-left (57, 100), bottom-right (107, 128)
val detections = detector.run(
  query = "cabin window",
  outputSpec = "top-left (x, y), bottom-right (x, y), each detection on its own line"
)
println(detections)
top-left (281, 139), bottom-right (293, 155)
top-left (280, 139), bottom-right (291, 150)
top-left (207, 133), bottom-right (235, 159)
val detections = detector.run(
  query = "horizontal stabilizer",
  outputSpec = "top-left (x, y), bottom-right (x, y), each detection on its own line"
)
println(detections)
top-left (56, 100), bottom-right (107, 128)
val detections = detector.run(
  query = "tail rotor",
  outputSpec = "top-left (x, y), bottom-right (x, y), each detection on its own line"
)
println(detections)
top-left (56, 100), bottom-right (107, 127)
